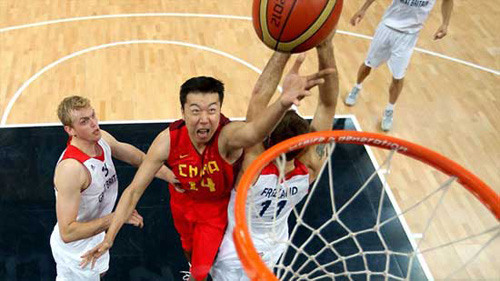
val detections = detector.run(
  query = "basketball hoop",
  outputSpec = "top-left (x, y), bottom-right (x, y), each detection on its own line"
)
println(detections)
top-left (233, 130), bottom-right (499, 280)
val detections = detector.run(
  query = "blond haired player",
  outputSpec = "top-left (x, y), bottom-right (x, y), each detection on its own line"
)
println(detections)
top-left (50, 96), bottom-right (172, 280)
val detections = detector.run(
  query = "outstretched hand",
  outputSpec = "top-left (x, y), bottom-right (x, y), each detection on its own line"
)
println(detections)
top-left (80, 238), bottom-right (112, 269)
top-left (80, 209), bottom-right (143, 269)
top-left (172, 178), bottom-right (185, 193)
top-left (280, 54), bottom-right (335, 107)
top-left (126, 209), bottom-right (144, 228)
top-left (167, 173), bottom-right (184, 193)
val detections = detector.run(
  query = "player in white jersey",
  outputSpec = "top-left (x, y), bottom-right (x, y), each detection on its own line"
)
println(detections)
top-left (50, 96), bottom-right (173, 280)
top-left (345, 0), bottom-right (453, 131)
top-left (211, 31), bottom-right (339, 281)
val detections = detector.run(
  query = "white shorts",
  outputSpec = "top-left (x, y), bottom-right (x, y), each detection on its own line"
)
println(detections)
top-left (52, 249), bottom-right (108, 281)
top-left (211, 227), bottom-right (287, 281)
top-left (365, 23), bottom-right (419, 79)
top-left (50, 229), bottom-right (109, 281)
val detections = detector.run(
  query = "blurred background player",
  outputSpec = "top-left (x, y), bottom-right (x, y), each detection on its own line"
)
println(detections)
top-left (51, 96), bottom-right (172, 280)
top-left (81, 59), bottom-right (334, 281)
top-left (211, 32), bottom-right (339, 280)
top-left (345, 0), bottom-right (453, 131)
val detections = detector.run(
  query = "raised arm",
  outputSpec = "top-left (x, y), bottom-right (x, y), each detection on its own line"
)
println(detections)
top-left (350, 0), bottom-right (376, 26)
top-left (301, 33), bottom-right (339, 181)
top-left (433, 0), bottom-right (453, 40)
top-left (54, 160), bottom-right (113, 243)
top-left (101, 130), bottom-right (176, 183)
top-left (240, 52), bottom-right (293, 164)
top-left (220, 54), bottom-right (334, 154)
top-left (246, 52), bottom-right (291, 122)
top-left (81, 129), bottom-right (171, 268)
top-left (309, 33), bottom-right (339, 133)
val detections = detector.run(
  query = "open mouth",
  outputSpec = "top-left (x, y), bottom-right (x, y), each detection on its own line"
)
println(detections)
top-left (196, 129), bottom-right (210, 139)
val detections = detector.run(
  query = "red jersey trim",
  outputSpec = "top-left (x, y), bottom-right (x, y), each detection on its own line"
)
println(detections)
top-left (260, 159), bottom-right (309, 180)
top-left (62, 137), bottom-right (105, 163)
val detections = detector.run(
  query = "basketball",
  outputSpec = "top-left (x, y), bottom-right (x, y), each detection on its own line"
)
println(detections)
top-left (252, 0), bottom-right (343, 53)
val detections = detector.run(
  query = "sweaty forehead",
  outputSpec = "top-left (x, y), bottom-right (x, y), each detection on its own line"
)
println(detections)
top-left (185, 92), bottom-right (220, 107)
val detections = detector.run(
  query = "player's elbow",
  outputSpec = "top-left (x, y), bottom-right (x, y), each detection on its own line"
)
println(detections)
top-left (60, 234), bottom-right (75, 244)
top-left (59, 226), bottom-right (77, 243)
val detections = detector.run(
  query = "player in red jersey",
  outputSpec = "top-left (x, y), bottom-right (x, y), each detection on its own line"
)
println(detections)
top-left (82, 55), bottom-right (334, 280)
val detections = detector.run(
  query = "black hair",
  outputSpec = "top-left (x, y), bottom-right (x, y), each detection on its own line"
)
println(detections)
top-left (180, 76), bottom-right (225, 108)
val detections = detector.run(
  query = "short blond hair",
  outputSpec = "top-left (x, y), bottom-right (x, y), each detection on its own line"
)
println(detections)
top-left (57, 96), bottom-right (91, 126)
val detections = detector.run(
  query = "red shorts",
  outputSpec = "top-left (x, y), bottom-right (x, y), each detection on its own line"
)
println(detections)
top-left (170, 189), bottom-right (230, 281)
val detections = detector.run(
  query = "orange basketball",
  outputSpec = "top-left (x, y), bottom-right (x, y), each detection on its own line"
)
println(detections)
top-left (252, 0), bottom-right (343, 53)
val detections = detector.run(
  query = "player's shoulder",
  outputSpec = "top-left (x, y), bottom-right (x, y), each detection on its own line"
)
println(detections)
top-left (162, 126), bottom-right (171, 135)
top-left (57, 158), bottom-right (87, 174)
top-left (169, 118), bottom-right (186, 131)
top-left (156, 127), bottom-right (171, 144)
top-left (55, 158), bottom-right (88, 188)
top-left (218, 120), bottom-right (245, 148)
top-left (220, 120), bottom-right (244, 134)
top-left (150, 128), bottom-right (172, 159)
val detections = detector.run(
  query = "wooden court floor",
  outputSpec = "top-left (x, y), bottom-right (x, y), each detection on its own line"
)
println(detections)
top-left (0, 0), bottom-right (498, 279)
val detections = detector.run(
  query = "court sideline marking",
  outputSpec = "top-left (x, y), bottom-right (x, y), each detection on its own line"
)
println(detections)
top-left (0, 13), bottom-right (497, 76)
top-left (0, 40), bottom-right (276, 126)
top-left (1, 13), bottom-right (498, 125)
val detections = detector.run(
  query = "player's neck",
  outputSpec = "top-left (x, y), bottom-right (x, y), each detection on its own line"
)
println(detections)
top-left (191, 142), bottom-right (207, 155)
top-left (284, 160), bottom-right (295, 174)
top-left (70, 137), bottom-right (101, 157)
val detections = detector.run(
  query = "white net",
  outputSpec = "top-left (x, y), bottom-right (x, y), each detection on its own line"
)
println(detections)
top-left (241, 138), bottom-right (499, 281)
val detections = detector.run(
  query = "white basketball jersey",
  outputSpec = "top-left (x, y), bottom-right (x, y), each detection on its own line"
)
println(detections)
top-left (218, 159), bottom-right (309, 264)
top-left (246, 160), bottom-right (309, 231)
top-left (50, 138), bottom-right (118, 272)
top-left (382, 0), bottom-right (436, 33)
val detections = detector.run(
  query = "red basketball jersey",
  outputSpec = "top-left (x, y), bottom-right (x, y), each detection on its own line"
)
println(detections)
top-left (167, 114), bottom-right (242, 201)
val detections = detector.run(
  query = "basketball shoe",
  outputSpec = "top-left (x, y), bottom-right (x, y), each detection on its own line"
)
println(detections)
top-left (345, 86), bottom-right (361, 106)
top-left (381, 109), bottom-right (394, 131)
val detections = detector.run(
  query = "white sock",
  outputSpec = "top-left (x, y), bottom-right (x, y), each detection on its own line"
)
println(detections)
top-left (385, 103), bottom-right (395, 111)
top-left (355, 83), bottom-right (362, 89)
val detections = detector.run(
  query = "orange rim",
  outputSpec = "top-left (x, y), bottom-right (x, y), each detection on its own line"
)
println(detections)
top-left (233, 130), bottom-right (499, 281)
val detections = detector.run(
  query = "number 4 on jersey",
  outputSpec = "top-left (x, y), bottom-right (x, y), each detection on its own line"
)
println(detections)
top-left (201, 177), bottom-right (215, 192)
top-left (189, 177), bottom-right (216, 192)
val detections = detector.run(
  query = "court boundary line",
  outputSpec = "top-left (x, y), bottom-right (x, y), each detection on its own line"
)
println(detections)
top-left (0, 114), bottom-right (355, 128)
top-left (0, 114), bottom-right (364, 128)
top-left (2, 14), bottom-right (498, 125)
top-left (350, 116), bottom-right (434, 281)
top-left (0, 13), bottom-right (497, 75)
top-left (0, 40), bottom-right (269, 126)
